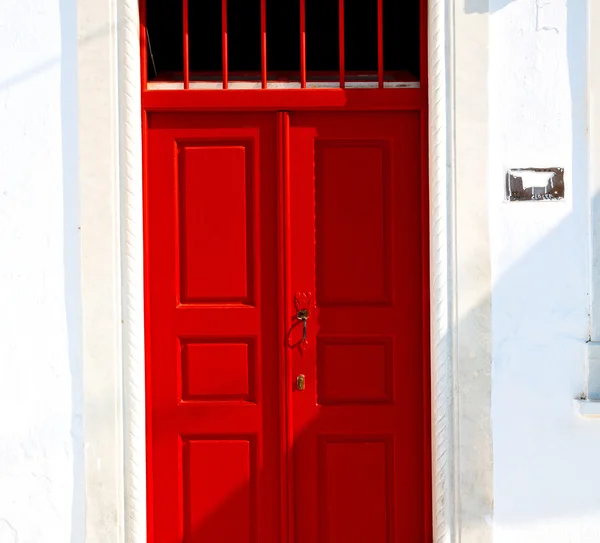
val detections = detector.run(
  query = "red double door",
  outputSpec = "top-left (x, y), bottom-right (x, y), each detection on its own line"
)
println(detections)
top-left (146, 111), bottom-right (428, 543)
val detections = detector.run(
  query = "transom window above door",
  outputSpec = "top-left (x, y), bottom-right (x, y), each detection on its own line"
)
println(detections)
top-left (143, 0), bottom-right (421, 89)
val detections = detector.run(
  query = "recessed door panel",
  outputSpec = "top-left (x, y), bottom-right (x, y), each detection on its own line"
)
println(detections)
top-left (315, 140), bottom-right (392, 306)
top-left (179, 143), bottom-right (254, 305)
top-left (320, 438), bottom-right (393, 543)
top-left (183, 439), bottom-right (256, 542)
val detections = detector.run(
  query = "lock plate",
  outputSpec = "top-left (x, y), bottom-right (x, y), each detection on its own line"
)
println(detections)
top-left (296, 374), bottom-right (306, 391)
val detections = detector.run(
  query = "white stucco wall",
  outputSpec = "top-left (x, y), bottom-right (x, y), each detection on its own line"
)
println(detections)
top-left (489, 0), bottom-right (600, 541)
top-left (0, 0), bottom-right (83, 542)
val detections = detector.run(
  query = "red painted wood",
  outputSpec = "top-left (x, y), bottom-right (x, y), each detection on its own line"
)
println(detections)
top-left (143, 88), bottom-right (423, 112)
top-left (288, 112), bottom-right (426, 543)
top-left (146, 109), bottom-right (429, 543)
top-left (151, 70), bottom-right (418, 85)
top-left (419, 0), bottom-right (433, 539)
top-left (323, 440), bottom-right (391, 541)
top-left (277, 111), bottom-right (295, 543)
top-left (421, 105), bottom-right (433, 542)
top-left (145, 109), bottom-right (430, 542)
top-left (142, 107), bottom-right (154, 542)
top-left (180, 145), bottom-right (251, 303)
top-left (184, 439), bottom-right (255, 542)
top-left (146, 114), bottom-right (282, 542)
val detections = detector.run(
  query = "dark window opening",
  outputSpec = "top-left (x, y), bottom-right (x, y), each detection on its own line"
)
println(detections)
top-left (145, 0), bottom-right (420, 84)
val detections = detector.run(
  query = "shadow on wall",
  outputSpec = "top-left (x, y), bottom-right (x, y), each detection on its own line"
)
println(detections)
top-left (489, 205), bottom-right (594, 526)
top-left (0, 25), bottom-right (111, 92)
top-left (464, 0), bottom-right (599, 534)
top-left (464, 0), bottom-right (515, 15)
top-left (59, 0), bottom-right (85, 542)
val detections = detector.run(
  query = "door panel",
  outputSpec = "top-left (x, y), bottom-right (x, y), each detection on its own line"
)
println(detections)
top-left (146, 113), bottom-right (282, 543)
top-left (289, 112), bottom-right (425, 543)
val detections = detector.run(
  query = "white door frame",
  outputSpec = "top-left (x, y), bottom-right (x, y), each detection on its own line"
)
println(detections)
top-left (76, 0), bottom-right (485, 541)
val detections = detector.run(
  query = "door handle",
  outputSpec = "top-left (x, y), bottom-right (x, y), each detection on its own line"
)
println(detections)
top-left (293, 292), bottom-right (312, 352)
top-left (296, 308), bottom-right (310, 344)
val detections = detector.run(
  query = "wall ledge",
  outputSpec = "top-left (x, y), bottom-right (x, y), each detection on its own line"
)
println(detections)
top-left (574, 399), bottom-right (600, 418)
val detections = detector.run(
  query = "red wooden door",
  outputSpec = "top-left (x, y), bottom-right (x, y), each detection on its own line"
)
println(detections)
top-left (146, 113), bottom-right (283, 543)
top-left (146, 110), bottom-right (426, 543)
top-left (287, 112), bottom-right (425, 543)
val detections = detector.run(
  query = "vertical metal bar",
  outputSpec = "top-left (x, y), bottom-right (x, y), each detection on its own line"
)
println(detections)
top-left (183, 0), bottom-right (190, 89)
top-left (300, 0), bottom-right (307, 88)
top-left (377, 0), bottom-right (384, 87)
top-left (420, 0), bottom-right (428, 92)
top-left (261, 0), bottom-right (267, 88)
top-left (140, 0), bottom-right (148, 89)
top-left (338, 0), bottom-right (345, 88)
top-left (222, 0), bottom-right (229, 89)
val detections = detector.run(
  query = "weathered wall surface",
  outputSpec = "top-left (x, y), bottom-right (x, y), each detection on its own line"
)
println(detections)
top-left (454, 1), bottom-right (494, 541)
top-left (0, 0), bottom-right (83, 541)
top-left (488, 0), bottom-right (600, 541)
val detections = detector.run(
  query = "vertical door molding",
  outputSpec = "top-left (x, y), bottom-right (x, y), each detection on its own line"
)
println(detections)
top-left (117, 0), bottom-right (147, 541)
top-left (428, 0), bottom-right (459, 542)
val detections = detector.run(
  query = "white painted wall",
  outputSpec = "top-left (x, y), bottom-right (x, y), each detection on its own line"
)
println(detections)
top-left (489, 0), bottom-right (600, 541)
top-left (0, 0), bottom-right (83, 542)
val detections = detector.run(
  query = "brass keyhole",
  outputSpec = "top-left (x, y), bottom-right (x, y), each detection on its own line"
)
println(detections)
top-left (296, 374), bottom-right (306, 391)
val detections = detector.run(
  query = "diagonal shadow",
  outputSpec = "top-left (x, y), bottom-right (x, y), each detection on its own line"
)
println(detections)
top-left (58, 0), bottom-right (85, 542)
top-left (0, 24), bottom-right (112, 92)
top-left (464, 0), bottom-right (515, 15)
top-left (175, 396), bottom-right (428, 542)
